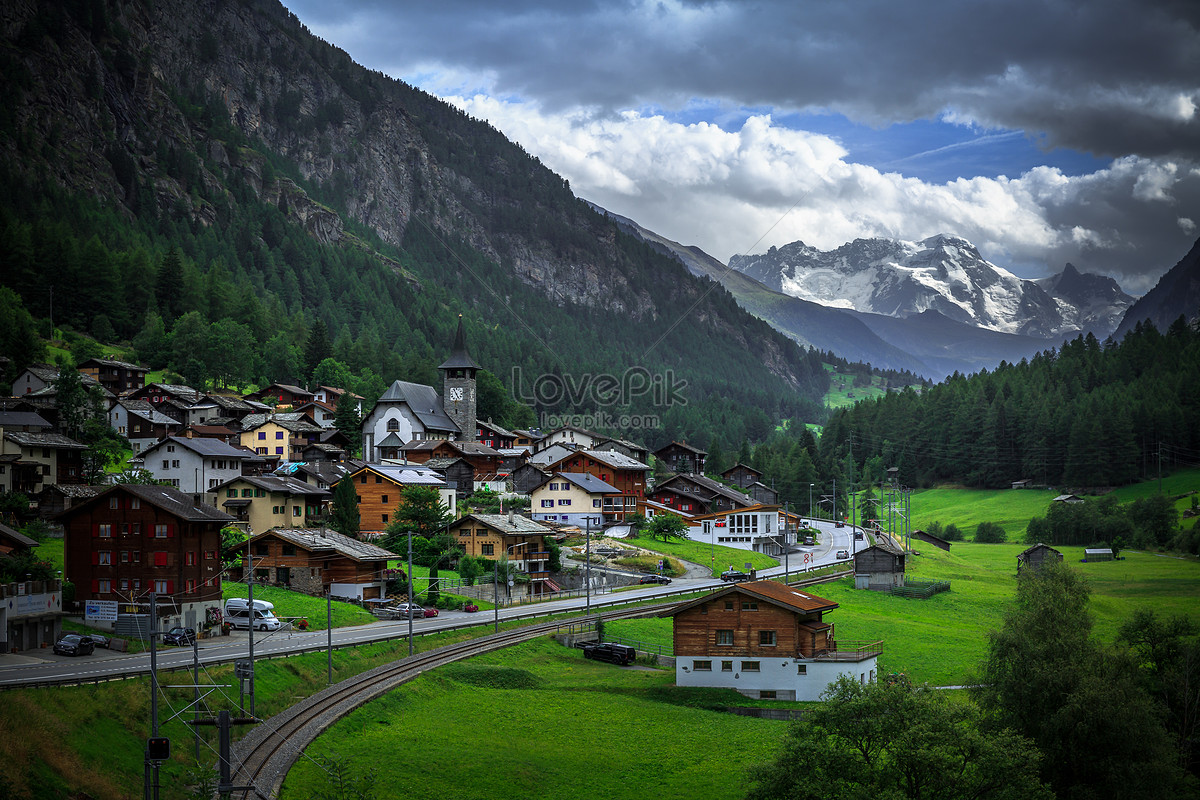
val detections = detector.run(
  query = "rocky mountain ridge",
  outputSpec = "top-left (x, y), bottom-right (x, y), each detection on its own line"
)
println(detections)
top-left (729, 234), bottom-right (1135, 340)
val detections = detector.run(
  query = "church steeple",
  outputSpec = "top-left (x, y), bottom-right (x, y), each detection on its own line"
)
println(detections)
top-left (439, 315), bottom-right (479, 440)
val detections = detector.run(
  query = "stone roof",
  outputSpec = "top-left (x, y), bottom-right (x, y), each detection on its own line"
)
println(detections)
top-left (211, 474), bottom-right (331, 497)
top-left (454, 513), bottom-right (553, 536)
top-left (253, 528), bottom-right (396, 562)
top-left (60, 484), bottom-right (234, 523)
top-left (141, 435), bottom-right (255, 460)
top-left (543, 472), bottom-right (619, 494)
top-left (0, 411), bottom-right (52, 429)
top-left (3, 431), bottom-right (86, 449)
top-left (662, 579), bottom-right (838, 618)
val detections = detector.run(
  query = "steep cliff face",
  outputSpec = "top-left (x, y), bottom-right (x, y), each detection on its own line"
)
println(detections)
top-left (0, 0), bottom-right (671, 318)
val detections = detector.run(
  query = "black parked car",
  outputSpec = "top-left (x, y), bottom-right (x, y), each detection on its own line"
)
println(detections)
top-left (638, 575), bottom-right (672, 585)
top-left (53, 634), bottom-right (95, 657)
top-left (85, 633), bottom-right (110, 649)
top-left (582, 642), bottom-right (636, 665)
top-left (162, 626), bottom-right (196, 646)
top-left (720, 569), bottom-right (750, 582)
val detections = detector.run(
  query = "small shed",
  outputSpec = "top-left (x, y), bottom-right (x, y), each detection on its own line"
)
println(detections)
top-left (1017, 543), bottom-right (1063, 573)
top-left (912, 529), bottom-right (951, 552)
top-left (853, 541), bottom-right (906, 590)
top-left (1053, 494), bottom-right (1084, 504)
top-left (1083, 548), bottom-right (1114, 562)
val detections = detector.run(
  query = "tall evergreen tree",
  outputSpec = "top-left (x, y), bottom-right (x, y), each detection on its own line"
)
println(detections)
top-left (329, 477), bottom-right (360, 539)
top-left (155, 248), bottom-right (184, 325)
top-left (303, 318), bottom-right (331, 383)
top-left (333, 391), bottom-right (362, 457)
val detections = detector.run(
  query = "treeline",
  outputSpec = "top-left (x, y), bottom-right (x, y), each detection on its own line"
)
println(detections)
top-left (821, 320), bottom-right (1200, 490)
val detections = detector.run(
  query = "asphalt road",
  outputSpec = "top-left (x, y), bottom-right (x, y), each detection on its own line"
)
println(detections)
top-left (0, 518), bottom-right (862, 689)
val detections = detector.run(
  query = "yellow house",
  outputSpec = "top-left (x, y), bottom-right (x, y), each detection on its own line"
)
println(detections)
top-left (206, 475), bottom-right (331, 535)
top-left (530, 472), bottom-right (619, 526)
top-left (239, 413), bottom-right (323, 461)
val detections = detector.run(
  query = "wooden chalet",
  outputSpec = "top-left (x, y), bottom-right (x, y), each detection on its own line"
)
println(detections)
top-left (0, 430), bottom-right (87, 495)
top-left (57, 484), bottom-right (233, 631)
top-left (244, 383), bottom-right (316, 409)
top-left (912, 529), bottom-right (952, 552)
top-left (1017, 543), bottom-right (1063, 573)
top-left (663, 580), bottom-right (880, 701)
top-left (343, 463), bottom-right (453, 536)
top-left (722, 463), bottom-right (763, 489)
top-left (543, 449), bottom-right (650, 521)
top-left (422, 456), bottom-right (476, 498)
top-left (853, 541), bottom-right (906, 590)
top-left (654, 441), bottom-right (707, 475)
top-left (77, 357), bottom-right (148, 394)
top-left (447, 513), bottom-right (556, 595)
top-left (512, 463), bottom-right (551, 495)
top-left (649, 473), bottom-right (754, 515)
top-left (476, 419), bottom-right (516, 450)
top-left (237, 527), bottom-right (396, 600)
top-left (401, 439), bottom-right (502, 474)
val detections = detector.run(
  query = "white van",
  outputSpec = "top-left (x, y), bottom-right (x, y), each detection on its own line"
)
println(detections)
top-left (224, 598), bottom-right (282, 631)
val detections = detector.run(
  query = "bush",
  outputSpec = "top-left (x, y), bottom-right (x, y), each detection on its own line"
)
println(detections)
top-left (941, 523), bottom-right (964, 541)
top-left (975, 522), bottom-right (1007, 543)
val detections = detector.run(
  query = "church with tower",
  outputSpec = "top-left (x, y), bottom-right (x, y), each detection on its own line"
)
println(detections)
top-left (360, 316), bottom-right (481, 462)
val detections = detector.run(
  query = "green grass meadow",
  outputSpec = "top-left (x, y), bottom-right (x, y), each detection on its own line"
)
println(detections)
top-left (282, 638), bottom-right (785, 800)
top-left (627, 536), bottom-right (779, 576)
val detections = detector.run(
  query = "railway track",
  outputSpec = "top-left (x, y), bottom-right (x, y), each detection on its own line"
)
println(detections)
top-left (229, 605), bottom-right (659, 799)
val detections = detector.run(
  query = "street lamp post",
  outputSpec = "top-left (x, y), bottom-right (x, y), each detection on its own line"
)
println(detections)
top-left (584, 516), bottom-right (600, 615)
top-left (808, 483), bottom-right (814, 524)
top-left (505, 541), bottom-right (531, 605)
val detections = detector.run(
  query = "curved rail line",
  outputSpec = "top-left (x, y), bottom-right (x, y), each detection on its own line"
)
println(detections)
top-left (230, 605), bottom-right (657, 799)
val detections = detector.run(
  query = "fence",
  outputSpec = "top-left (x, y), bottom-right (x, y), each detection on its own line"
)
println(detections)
top-left (890, 580), bottom-right (950, 599)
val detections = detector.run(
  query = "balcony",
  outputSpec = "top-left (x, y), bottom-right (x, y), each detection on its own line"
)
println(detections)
top-left (806, 640), bottom-right (883, 662)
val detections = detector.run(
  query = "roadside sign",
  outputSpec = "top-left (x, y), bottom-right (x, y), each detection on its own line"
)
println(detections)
top-left (234, 660), bottom-right (253, 680)
top-left (803, 553), bottom-right (811, 563)
top-left (85, 600), bottom-right (118, 622)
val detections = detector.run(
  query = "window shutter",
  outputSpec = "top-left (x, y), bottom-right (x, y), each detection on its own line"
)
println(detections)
top-left (93, 523), bottom-right (100, 538)
top-left (91, 551), bottom-right (99, 565)
top-left (167, 580), bottom-right (174, 594)
top-left (167, 524), bottom-right (175, 538)
top-left (91, 580), bottom-right (99, 593)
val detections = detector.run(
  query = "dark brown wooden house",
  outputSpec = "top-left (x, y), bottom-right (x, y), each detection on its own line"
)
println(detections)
top-left (722, 463), bottom-right (764, 489)
top-left (1017, 543), bottom-right (1063, 573)
top-left (654, 441), bottom-right (707, 475)
top-left (77, 357), bottom-right (148, 394)
top-left (236, 528), bottom-right (396, 600)
top-left (58, 484), bottom-right (233, 631)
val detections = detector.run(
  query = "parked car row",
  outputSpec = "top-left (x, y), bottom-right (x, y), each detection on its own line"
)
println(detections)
top-left (370, 602), bottom-right (440, 620)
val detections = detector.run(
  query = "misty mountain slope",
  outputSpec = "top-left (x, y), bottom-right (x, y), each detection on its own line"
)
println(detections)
top-left (1114, 237), bottom-right (1200, 339)
top-left (0, 0), bottom-right (836, 424)
top-left (730, 234), bottom-right (1134, 340)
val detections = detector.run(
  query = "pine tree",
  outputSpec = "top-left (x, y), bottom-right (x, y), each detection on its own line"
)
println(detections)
top-left (329, 477), bottom-right (360, 539)
top-left (334, 391), bottom-right (362, 457)
top-left (303, 318), bottom-right (331, 383)
top-left (155, 248), bottom-right (184, 325)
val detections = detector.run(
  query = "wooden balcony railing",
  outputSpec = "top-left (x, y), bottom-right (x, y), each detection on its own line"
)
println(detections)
top-left (808, 640), bottom-right (883, 662)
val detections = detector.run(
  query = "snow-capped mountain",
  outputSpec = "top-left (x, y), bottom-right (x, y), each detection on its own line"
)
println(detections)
top-left (729, 234), bottom-right (1132, 339)
top-left (1034, 262), bottom-right (1136, 339)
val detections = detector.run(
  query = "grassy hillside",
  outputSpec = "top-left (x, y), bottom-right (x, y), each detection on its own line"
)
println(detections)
top-left (608, 543), bottom-right (1200, 687)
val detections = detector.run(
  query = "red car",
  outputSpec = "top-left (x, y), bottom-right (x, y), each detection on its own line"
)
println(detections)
top-left (423, 607), bottom-right (439, 618)
top-left (463, 603), bottom-right (480, 613)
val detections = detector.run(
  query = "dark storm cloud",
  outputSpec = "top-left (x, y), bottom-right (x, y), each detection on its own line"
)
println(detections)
top-left (290, 0), bottom-right (1200, 159)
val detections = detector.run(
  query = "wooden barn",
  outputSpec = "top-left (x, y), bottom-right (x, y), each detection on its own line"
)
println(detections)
top-left (1017, 543), bottom-right (1063, 573)
top-left (853, 540), bottom-right (906, 590)
top-left (912, 529), bottom-right (952, 552)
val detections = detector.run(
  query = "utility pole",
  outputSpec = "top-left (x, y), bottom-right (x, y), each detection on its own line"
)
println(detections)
top-left (585, 516), bottom-right (593, 615)
top-left (247, 568), bottom-right (256, 717)
top-left (327, 591), bottom-right (333, 685)
top-left (145, 591), bottom-right (160, 800)
top-left (192, 635), bottom-right (200, 761)
top-left (783, 502), bottom-right (790, 583)
top-left (407, 531), bottom-right (414, 658)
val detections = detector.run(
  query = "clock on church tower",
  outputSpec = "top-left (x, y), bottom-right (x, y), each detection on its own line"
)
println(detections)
top-left (439, 315), bottom-right (481, 440)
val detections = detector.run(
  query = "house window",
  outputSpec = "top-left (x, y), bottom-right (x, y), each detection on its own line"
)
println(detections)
top-left (109, 496), bottom-right (119, 509)
top-left (724, 601), bottom-right (734, 611)
top-left (282, 545), bottom-right (296, 556)
top-left (131, 523), bottom-right (141, 535)
top-left (254, 544), bottom-right (269, 556)
top-left (481, 543), bottom-right (494, 556)
top-left (387, 419), bottom-right (399, 431)
top-left (741, 661), bottom-right (760, 672)
top-left (209, 478), bottom-right (219, 488)
top-left (98, 551), bottom-right (111, 565)
top-left (162, 460), bottom-right (170, 470)
top-left (258, 431), bottom-right (266, 440)
top-left (120, 578), bottom-right (129, 590)
top-left (155, 524), bottom-right (168, 538)
top-left (558, 499), bottom-right (571, 506)
top-left (716, 630), bottom-right (734, 646)
top-left (541, 500), bottom-right (553, 508)
top-left (154, 580), bottom-right (168, 593)
top-left (98, 579), bottom-right (111, 594)
top-left (693, 660), bottom-right (712, 671)
top-left (360, 475), bottom-right (367, 484)
top-left (381, 495), bottom-right (388, 504)
top-left (742, 602), bottom-right (758, 611)
top-left (98, 524), bottom-right (113, 538)
top-left (257, 447), bottom-right (267, 454)
top-left (276, 431), bottom-right (284, 439)
top-left (381, 514), bottom-right (389, 523)
top-left (227, 489), bottom-right (238, 498)
top-left (255, 489), bottom-right (266, 497)
top-left (166, 445), bottom-right (175, 452)
top-left (721, 660), bottom-right (733, 672)
top-left (132, 551), bottom-right (141, 563)
top-left (133, 579), bottom-right (140, 590)
top-left (121, 551), bottom-right (129, 563)
top-left (797, 664), bottom-right (807, 675)
top-left (592, 499), bottom-right (601, 508)
top-left (185, 552), bottom-right (196, 566)
top-left (759, 631), bottom-right (777, 647)
top-left (375, 476), bottom-right (382, 484)
top-left (292, 506), bottom-right (302, 517)
top-left (275, 447), bottom-right (283, 455)
top-left (185, 579), bottom-right (196, 594)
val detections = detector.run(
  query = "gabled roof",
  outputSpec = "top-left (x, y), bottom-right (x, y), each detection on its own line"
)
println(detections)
top-left (58, 484), bottom-right (234, 523)
top-left (662, 580), bottom-right (838, 617)
top-left (452, 513), bottom-right (553, 536)
top-left (722, 462), bottom-right (763, 478)
top-left (402, 440), bottom-right (501, 458)
top-left (347, 463), bottom-right (447, 487)
top-left (204, 394), bottom-right (258, 413)
top-left (211, 474), bottom-right (331, 497)
top-left (3, 431), bottom-right (86, 450)
top-left (855, 540), bottom-right (905, 557)
top-left (437, 316), bottom-right (482, 371)
top-left (687, 503), bottom-right (781, 522)
top-left (375, 381), bottom-right (459, 433)
top-left (1019, 543), bottom-right (1062, 557)
top-left (139, 383), bottom-right (203, 402)
top-left (249, 528), bottom-right (396, 562)
top-left (550, 449), bottom-right (651, 472)
top-left (477, 419), bottom-right (516, 438)
top-left (127, 407), bottom-right (180, 426)
top-left (78, 357), bottom-right (147, 371)
top-left (376, 432), bottom-right (406, 448)
top-left (537, 472), bottom-right (619, 495)
top-left (0, 522), bottom-right (38, 549)
top-left (141, 435), bottom-right (254, 460)
top-left (655, 440), bottom-right (707, 456)
top-left (655, 473), bottom-right (753, 506)
top-left (0, 411), bottom-right (52, 429)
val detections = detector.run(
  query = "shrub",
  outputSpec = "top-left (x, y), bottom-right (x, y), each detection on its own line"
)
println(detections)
top-left (975, 522), bottom-right (1007, 543)
top-left (941, 523), bottom-right (964, 541)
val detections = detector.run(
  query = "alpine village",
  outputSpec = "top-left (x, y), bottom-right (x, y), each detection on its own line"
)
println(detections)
top-left (0, 2), bottom-right (1198, 800)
